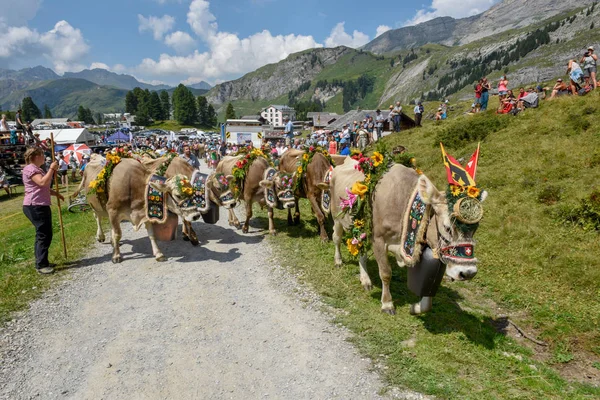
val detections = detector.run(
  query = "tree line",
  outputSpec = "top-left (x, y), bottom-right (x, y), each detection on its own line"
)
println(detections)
top-left (125, 84), bottom-right (218, 127)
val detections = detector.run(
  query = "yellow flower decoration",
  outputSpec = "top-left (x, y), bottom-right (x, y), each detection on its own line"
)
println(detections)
top-left (450, 184), bottom-right (464, 197)
top-left (323, 151), bottom-right (329, 157)
top-left (351, 181), bottom-right (368, 199)
top-left (303, 153), bottom-right (309, 161)
top-left (371, 152), bottom-right (384, 167)
top-left (112, 155), bottom-right (121, 164)
top-left (297, 166), bottom-right (303, 174)
top-left (89, 180), bottom-right (98, 189)
top-left (467, 186), bottom-right (480, 198)
top-left (354, 219), bottom-right (365, 228)
top-left (346, 239), bottom-right (359, 256)
top-left (96, 186), bottom-right (104, 193)
top-left (364, 174), bottom-right (371, 184)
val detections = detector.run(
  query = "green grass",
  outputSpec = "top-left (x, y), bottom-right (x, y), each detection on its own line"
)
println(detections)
top-left (258, 92), bottom-right (600, 398)
top-left (147, 120), bottom-right (218, 132)
top-left (0, 184), bottom-right (103, 322)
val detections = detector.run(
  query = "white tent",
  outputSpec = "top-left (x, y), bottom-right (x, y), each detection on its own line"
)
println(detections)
top-left (32, 128), bottom-right (96, 145)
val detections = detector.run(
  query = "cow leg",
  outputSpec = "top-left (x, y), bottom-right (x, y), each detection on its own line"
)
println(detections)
top-left (228, 208), bottom-right (241, 228)
top-left (373, 236), bottom-right (395, 315)
top-left (242, 201), bottom-right (252, 234)
top-left (308, 195), bottom-right (328, 242)
top-left (267, 206), bottom-right (276, 235)
top-left (287, 207), bottom-right (293, 226)
top-left (410, 296), bottom-right (433, 315)
top-left (358, 253), bottom-right (372, 291)
top-left (332, 220), bottom-right (344, 268)
top-left (109, 214), bottom-right (123, 264)
top-left (293, 199), bottom-right (300, 225)
top-left (94, 213), bottom-right (105, 243)
top-left (182, 220), bottom-right (199, 246)
top-left (145, 222), bottom-right (166, 261)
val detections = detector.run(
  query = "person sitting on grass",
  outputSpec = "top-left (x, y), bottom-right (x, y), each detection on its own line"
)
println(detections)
top-left (435, 107), bottom-right (444, 120)
top-left (567, 59), bottom-right (584, 95)
top-left (549, 78), bottom-right (570, 99)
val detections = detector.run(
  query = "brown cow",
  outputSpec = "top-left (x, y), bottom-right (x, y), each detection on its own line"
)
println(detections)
top-left (320, 158), bottom-right (487, 315)
top-left (216, 155), bottom-right (295, 234)
top-left (279, 149), bottom-right (333, 241)
top-left (81, 155), bottom-right (204, 263)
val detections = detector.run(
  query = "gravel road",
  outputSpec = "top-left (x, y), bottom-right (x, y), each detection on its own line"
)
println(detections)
top-left (0, 166), bottom-right (427, 400)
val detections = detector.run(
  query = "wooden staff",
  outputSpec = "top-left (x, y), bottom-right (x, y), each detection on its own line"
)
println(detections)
top-left (50, 133), bottom-right (68, 258)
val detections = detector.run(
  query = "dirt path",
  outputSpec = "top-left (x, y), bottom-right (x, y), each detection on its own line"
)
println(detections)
top-left (0, 166), bottom-right (426, 400)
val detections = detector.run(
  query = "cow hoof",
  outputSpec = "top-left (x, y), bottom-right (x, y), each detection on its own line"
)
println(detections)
top-left (242, 225), bottom-right (249, 234)
top-left (182, 233), bottom-right (190, 242)
top-left (156, 254), bottom-right (167, 262)
top-left (112, 255), bottom-right (122, 264)
top-left (334, 261), bottom-right (343, 268)
top-left (362, 283), bottom-right (373, 291)
top-left (320, 236), bottom-right (330, 243)
top-left (293, 218), bottom-right (300, 225)
top-left (190, 238), bottom-right (199, 246)
top-left (287, 218), bottom-right (293, 226)
top-left (97, 235), bottom-right (105, 243)
top-left (381, 308), bottom-right (396, 316)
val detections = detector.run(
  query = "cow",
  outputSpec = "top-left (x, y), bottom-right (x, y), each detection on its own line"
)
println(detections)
top-left (278, 149), bottom-right (333, 241)
top-left (80, 155), bottom-right (204, 263)
top-left (142, 155), bottom-right (238, 245)
top-left (319, 158), bottom-right (487, 315)
top-left (216, 155), bottom-right (296, 234)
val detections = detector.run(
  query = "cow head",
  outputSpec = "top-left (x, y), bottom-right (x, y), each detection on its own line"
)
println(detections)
top-left (149, 174), bottom-right (203, 222)
top-left (259, 171), bottom-right (296, 209)
top-left (418, 175), bottom-right (488, 282)
top-left (208, 173), bottom-right (237, 209)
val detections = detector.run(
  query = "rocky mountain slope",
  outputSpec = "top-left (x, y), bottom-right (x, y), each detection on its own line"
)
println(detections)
top-left (363, 0), bottom-right (597, 54)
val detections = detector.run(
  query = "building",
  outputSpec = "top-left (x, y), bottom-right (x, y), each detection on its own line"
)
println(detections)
top-left (324, 110), bottom-right (416, 132)
top-left (225, 119), bottom-right (264, 148)
top-left (306, 112), bottom-right (339, 128)
top-left (260, 105), bottom-right (295, 128)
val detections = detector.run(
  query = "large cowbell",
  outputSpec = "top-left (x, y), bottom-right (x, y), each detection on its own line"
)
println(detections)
top-left (185, 171), bottom-right (220, 225)
top-left (408, 246), bottom-right (446, 297)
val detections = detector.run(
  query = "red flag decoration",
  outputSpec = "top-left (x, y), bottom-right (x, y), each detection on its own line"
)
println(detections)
top-left (440, 143), bottom-right (477, 187)
top-left (465, 143), bottom-right (480, 182)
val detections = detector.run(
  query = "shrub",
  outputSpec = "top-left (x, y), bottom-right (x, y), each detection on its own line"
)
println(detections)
top-left (557, 189), bottom-right (600, 230)
top-left (434, 113), bottom-right (510, 148)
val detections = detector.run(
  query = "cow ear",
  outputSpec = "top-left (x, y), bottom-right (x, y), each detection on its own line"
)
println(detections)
top-left (259, 179), bottom-right (274, 189)
top-left (480, 190), bottom-right (488, 202)
top-left (317, 182), bottom-right (330, 191)
top-left (417, 175), bottom-right (441, 204)
top-left (226, 174), bottom-right (234, 182)
top-left (149, 181), bottom-right (170, 193)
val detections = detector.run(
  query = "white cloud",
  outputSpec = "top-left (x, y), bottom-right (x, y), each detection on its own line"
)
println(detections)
top-left (90, 62), bottom-right (110, 70)
top-left (138, 14), bottom-right (176, 40)
top-left (164, 31), bottom-right (196, 54)
top-left (376, 25), bottom-right (391, 38)
top-left (0, 20), bottom-right (89, 74)
top-left (405, 0), bottom-right (498, 26)
top-left (324, 22), bottom-right (370, 48)
top-left (187, 0), bottom-right (217, 40)
top-left (0, 0), bottom-right (41, 26)
top-left (136, 0), bottom-right (322, 83)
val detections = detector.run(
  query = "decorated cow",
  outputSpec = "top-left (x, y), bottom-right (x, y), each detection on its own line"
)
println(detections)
top-left (319, 144), bottom-right (487, 315)
top-left (216, 147), bottom-right (296, 234)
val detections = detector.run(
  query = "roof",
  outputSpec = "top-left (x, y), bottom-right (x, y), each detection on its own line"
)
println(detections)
top-left (261, 105), bottom-right (295, 112)
top-left (31, 118), bottom-right (71, 126)
top-left (325, 110), bottom-right (415, 130)
top-left (32, 128), bottom-right (95, 144)
top-left (307, 112), bottom-right (340, 127)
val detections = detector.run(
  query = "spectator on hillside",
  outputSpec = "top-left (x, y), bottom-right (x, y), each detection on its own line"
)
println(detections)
top-left (580, 46), bottom-right (598, 90)
top-left (375, 109), bottom-right (385, 139)
top-left (339, 142), bottom-right (351, 156)
top-left (357, 126), bottom-right (369, 150)
top-left (0, 114), bottom-right (8, 132)
top-left (15, 109), bottom-right (24, 132)
top-left (567, 59), bottom-right (584, 94)
top-left (480, 77), bottom-right (492, 111)
top-left (435, 107), bottom-right (444, 121)
top-left (413, 103), bottom-right (423, 127)
top-left (474, 79), bottom-right (483, 110)
top-left (549, 78), bottom-right (570, 99)
top-left (440, 100), bottom-right (448, 119)
top-left (391, 102), bottom-right (402, 132)
top-left (517, 87), bottom-right (528, 100)
top-left (497, 75), bottom-right (509, 99)
top-left (328, 134), bottom-right (337, 155)
top-left (284, 117), bottom-right (294, 147)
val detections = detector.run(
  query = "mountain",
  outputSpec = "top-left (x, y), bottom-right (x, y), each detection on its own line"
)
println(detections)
top-left (363, 0), bottom-right (597, 54)
top-left (0, 78), bottom-right (127, 118)
top-left (63, 68), bottom-right (172, 91)
top-left (188, 81), bottom-right (212, 90)
top-left (0, 66), bottom-right (59, 82)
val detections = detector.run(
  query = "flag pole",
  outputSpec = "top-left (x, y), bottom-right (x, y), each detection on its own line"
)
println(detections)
top-left (50, 133), bottom-right (68, 258)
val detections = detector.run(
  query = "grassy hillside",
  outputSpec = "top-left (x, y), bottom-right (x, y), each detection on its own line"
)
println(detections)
top-left (263, 92), bottom-right (600, 399)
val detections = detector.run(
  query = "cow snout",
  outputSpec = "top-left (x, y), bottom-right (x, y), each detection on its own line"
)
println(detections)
top-left (192, 215), bottom-right (200, 221)
top-left (283, 202), bottom-right (294, 209)
top-left (458, 268), bottom-right (477, 281)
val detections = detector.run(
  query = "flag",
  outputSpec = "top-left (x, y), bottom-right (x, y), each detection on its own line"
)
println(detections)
top-left (440, 143), bottom-right (476, 187)
top-left (465, 143), bottom-right (480, 182)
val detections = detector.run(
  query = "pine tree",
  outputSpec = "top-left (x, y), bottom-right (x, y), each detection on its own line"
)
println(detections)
top-left (206, 104), bottom-right (217, 127)
top-left (125, 90), bottom-right (138, 114)
top-left (148, 91), bottom-right (163, 121)
top-left (197, 96), bottom-right (208, 126)
top-left (225, 103), bottom-right (236, 120)
top-left (43, 104), bottom-right (52, 119)
top-left (159, 90), bottom-right (170, 120)
top-left (172, 84), bottom-right (197, 125)
top-left (21, 97), bottom-right (41, 122)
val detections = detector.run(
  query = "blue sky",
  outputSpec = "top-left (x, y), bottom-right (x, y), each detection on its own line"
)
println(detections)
top-left (0, 0), bottom-right (498, 86)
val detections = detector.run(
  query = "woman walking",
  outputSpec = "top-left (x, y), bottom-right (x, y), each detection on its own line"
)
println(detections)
top-left (22, 147), bottom-right (64, 274)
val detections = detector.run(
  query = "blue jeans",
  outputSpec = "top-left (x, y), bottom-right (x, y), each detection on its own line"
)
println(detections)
top-left (480, 91), bottom-right (489, 111)
top-left (393, 115), bottom-right (401, 132)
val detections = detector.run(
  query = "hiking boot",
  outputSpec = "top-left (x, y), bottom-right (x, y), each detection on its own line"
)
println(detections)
top-left (37, 267), bottom-right (55, 275)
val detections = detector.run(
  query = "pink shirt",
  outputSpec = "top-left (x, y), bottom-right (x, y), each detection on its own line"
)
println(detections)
top-left (23, 164), bottom-right (51, 206)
